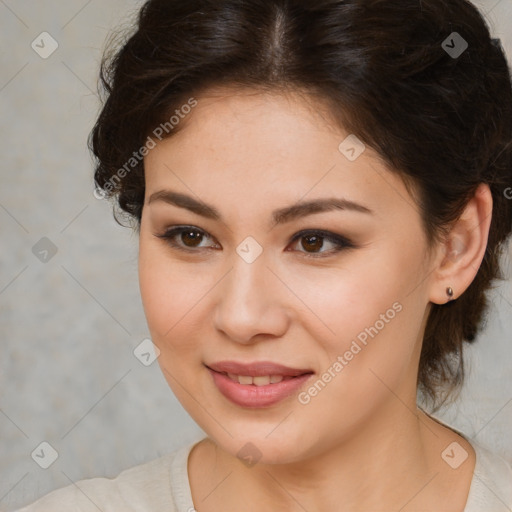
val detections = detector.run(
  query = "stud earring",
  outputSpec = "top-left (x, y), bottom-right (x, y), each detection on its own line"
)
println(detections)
top-left (446, 287), bottom-right (454, 301)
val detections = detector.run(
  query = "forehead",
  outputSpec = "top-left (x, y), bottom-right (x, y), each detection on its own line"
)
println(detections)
top-left (143, 89), bottom-right (417, 225)
top-left (163, 89), bottom-right (341, 162)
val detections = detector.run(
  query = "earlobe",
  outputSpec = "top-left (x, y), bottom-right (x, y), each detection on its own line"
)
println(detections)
top-left (429, 184), bottom-right (493, 305)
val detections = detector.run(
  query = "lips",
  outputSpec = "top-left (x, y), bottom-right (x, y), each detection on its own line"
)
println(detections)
top-left (205, 360), bottom-right (314, 408)
top-left (205, 360), bottom-right (313, 378)
top-left (207, 367), bottom-right (314, 408)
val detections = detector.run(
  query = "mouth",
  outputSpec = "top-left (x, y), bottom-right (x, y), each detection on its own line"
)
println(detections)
top-left (205, 362), bottom-right (315, 408)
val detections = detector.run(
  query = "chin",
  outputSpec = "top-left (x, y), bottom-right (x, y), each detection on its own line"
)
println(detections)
top-left (212, 428), bottom-right (310, 466)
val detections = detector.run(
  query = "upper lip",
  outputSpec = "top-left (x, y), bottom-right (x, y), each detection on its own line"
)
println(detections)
top-left (206, 361), bottom-right (313, 377)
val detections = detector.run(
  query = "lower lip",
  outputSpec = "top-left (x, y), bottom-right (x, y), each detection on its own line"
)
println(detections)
top-left (207, 367), bottom-right (314, 408)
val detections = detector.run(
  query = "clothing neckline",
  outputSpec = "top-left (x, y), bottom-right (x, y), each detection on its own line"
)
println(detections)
top-left (168, 428), bottom-right (504, 512)
top-left (424, 412), bottom-right (511, 511)
top-left (170, 434), bottom-right (205, 511)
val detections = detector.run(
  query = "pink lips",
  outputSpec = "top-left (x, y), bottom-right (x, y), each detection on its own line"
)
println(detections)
top-left (205, 361), bottom-right (314, 408)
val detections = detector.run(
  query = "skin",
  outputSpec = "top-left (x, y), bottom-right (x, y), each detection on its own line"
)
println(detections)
top-left (138, 87), bottom-right (492, 511)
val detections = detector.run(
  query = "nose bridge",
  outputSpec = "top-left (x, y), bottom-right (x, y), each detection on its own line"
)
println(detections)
top-left (230, 249), bottom-right (269, 301)
top-left (213, 246), bottom-right (288, 343)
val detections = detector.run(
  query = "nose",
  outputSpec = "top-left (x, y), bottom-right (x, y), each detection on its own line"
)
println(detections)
top-left (213, 251), bottom-right (290, 345)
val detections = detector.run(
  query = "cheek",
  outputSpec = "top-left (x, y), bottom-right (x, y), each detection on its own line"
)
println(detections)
top-left (289, 244), bottom-right (427, 390)
top-left (138, 249), bottom-right (212, 410)
top-left (138, 236), bottom-right (208, 347)
top-left (281, 247), bottom-right (415, 344)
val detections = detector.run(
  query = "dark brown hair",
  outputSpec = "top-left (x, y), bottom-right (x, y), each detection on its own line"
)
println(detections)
top-left (90, 0), bottom-right (512, 409)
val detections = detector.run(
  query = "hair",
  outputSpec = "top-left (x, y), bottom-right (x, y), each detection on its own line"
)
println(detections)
top-left (90, 0), bottom-right (512, 410)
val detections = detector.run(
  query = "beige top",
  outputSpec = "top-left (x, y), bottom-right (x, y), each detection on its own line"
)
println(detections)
top-left (15, 432), bottom-right (512, 511)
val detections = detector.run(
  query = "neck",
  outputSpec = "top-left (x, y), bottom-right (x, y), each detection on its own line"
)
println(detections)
top-left (193, 403), bottom-right (453, 511)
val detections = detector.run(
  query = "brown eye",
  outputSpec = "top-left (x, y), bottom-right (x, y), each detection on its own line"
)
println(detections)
top-left (180, 229), bottom-right (204, 247)
top-left (288, 230), bottom-right (354, 258)
top-left (155, 226), bottom-right (218, 252)
top-left (300, 234), bottom-right (325, 253)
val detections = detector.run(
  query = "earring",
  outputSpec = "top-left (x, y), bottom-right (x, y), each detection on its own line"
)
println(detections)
top-left (446, 287), bottom-right (454, 301)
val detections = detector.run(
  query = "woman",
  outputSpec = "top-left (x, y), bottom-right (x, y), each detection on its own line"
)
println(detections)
top-left (18, 0), bottom-right (512, 510)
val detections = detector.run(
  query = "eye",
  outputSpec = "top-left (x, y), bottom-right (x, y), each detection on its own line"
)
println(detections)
top-left (154, 226), bottom-right (354, 257)
top-left (287, 229), bottom-right (354, 258)
top-left (154, 226), bottom-right (219, 252)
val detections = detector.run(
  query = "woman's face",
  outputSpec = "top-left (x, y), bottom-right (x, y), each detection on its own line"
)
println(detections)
top-left (139, 89), bottom-right (437, 464)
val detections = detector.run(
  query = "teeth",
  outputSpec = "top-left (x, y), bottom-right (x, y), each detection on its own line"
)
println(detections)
top-left (238, 375), bottom-right (253, 385)
top-left (253, 376), bottom-right (270, 386)
top-left (226, 373), bottom-right (285, 385)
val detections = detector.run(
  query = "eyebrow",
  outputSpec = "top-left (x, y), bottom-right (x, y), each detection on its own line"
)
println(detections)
top-left (147, 190), bottom-right (374, 226)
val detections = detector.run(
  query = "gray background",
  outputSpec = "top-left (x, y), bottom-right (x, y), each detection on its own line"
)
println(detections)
top-left (0, 1), bottom-right (511, 510)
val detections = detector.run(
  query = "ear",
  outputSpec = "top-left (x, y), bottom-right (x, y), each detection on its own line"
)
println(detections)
top-left (429, 183), bottom-right (493, 305)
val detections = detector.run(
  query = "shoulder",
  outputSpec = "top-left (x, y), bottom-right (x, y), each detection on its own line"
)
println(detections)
top-left (15, 455), bottom-right (174, 512)
top-left (423, 411), bottom-right (512, 511)
top-left (465, 440), bottom-right (512, 512)
top-left (14, 438), bottom-right (201, 512)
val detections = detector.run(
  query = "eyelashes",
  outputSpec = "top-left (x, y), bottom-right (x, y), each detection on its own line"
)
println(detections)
top-left (154, 225), bottom-right (355, 258)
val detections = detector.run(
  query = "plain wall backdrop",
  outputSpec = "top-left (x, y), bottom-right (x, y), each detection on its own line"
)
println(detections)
top-left (1, 0), bottom-right (511, 510)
